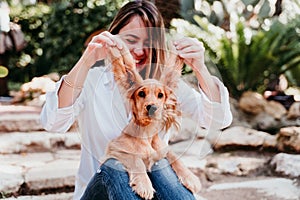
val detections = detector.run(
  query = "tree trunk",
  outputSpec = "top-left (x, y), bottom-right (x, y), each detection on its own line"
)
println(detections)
top-left (274, 0), bottom-right (283, 16)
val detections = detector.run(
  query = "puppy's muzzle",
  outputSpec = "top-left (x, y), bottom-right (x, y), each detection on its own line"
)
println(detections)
top-left (146, 104), bottom-right (157, 116)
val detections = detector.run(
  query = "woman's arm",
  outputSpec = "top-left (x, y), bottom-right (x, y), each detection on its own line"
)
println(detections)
top-left (58, 31), bottom-right (123, 108)
top-left (173, 37), bottom-right (232, 129)
top-left (40, 31), bottom-right (124, 132)
top-left (174, 37), bottom-right (220, 103)
top-left (176, 79), bottom-right (232, 130)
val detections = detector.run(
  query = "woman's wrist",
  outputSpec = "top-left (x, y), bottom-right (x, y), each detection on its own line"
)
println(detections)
top-left (77, 55), bottom-right (94, 70)
top-left (63, 75), bottom-right (83, 90)
top-left (194, 64), bottom-right (221, 102)
top-left (193, 62), bottom-right (209, 79)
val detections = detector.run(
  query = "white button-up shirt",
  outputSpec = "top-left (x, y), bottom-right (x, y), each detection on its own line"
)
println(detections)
top-left (40, 66), bottom-right (232, 199)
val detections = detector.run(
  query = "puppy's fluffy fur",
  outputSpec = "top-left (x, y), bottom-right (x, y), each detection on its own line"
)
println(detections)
top-left (103, 40), bottom-right (201, 199)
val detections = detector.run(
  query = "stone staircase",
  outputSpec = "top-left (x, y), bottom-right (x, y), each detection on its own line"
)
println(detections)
top-left (0, 105), bottom-right (79, 199)
top-left (1, 105), bottom-right (300, 200)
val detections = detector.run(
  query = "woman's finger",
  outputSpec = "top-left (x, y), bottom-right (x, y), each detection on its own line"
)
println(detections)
top-left (112, 35), bottom-right (124, 50)
top-left (174, 38), bottom-right (203, 51)
top-left (88, 43), bottom-right (103, 49)
top-left (177, 52), bottom-right (201, 59)
top-left (91, 31), bottom-right (115, 47)
top-left (176, 45), bottom-right (202, 55)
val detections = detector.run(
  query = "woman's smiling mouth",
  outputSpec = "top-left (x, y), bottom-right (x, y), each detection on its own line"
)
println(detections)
top-left (134, 58), bottom-right (146, 69)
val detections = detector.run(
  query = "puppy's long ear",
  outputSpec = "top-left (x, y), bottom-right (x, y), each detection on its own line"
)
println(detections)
top-left (159, 42), bottom-right (184, 90)
top-left (108, 38), bottom-right (143, 94)
top-left (160, 43), bottom-right (183, 132)
top-left (163, 87), bottom-right (181, 131)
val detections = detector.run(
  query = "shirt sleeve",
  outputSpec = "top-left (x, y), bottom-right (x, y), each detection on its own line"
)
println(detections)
top-left (176, 76), bottom-right (232, 130)
top-left (40, 76), bottom-right (85, 133)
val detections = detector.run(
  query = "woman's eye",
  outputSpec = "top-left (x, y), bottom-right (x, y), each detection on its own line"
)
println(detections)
top-left (138, 91), bottom-right (146, 98)
top-left (126, 39), bottom-right (136, 44)
top-left (158, 93), bottom-right (163, 98)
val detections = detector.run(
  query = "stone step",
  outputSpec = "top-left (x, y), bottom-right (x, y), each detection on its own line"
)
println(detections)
top-left (0, 105), bottom-right (41, 114)
top-left (1, 148), bottom-right (300, 199)
top-left (4, 193), bottom-right (73, 200)
top-left (3, 176), bottom-right (299, 200)
top-left (0, 132), bottom-right (81, 154)
top-left (0, 150), bottom-right (80, 197)
top-left (202, 177), bottom-right (300, 200)
top-left (1, 193), bottom-right (203, 200)
top-left (0, 105), bottom-right (43, 132)
top-left (0, 105), bottom-right (79, 133)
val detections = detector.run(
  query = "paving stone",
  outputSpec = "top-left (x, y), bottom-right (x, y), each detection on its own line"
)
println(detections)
top-left (209, 126), bottom-right (277, 150)
top-left (277, 126), bottom-right (300, 153)
top-left (1, 106), bottom-right (300, 200)
top-left (0, 105), bottom-right (41, 133)
top-left (25, 158), bottom-right (79, 191)
top-left (0, 132), bottom-right (81, 154)
top-left (179, 155), bottom-right (207, 170)
top-left (5, 193), bottom-right (207, 200)
top-left (5, 192), bottom-right (73, 200)
top-left (271, 153), bottom-right (300, 177)
top-left (0, 113), bottom-right (43, 132)
top-left (205, 152), bottom-right (268, 176)
top-left (207, 178), bottom-right (300, 200)
top-left (0, 152), bottom-right (55, 167)
top-left (0, 105), bottom-right (41, 113)
top-left (171, 139), bottom-right (213, 159)
top-left (0, 165), bottom-right (24, 194)
top-left (0, 150), bottom-right (80, 195)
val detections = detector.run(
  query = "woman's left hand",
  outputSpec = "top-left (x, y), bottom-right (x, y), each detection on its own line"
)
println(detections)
top-left (173, 37), bottom-right (221, 103)
top-left (173, 37), bottom-right (205, 72)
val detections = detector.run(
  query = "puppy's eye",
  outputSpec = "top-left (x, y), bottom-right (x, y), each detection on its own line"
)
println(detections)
top-left (138, 91), bottom-right (146, 98)
top-left (158, 92), bottom-right (164, 98)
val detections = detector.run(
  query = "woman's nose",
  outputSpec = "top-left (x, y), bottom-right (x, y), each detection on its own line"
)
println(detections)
top-left (133, 47), bottom-right (144, 56)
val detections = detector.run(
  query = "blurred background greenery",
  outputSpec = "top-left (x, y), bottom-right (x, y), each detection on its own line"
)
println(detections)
top-left (1, 0), bottom-right (300, 99)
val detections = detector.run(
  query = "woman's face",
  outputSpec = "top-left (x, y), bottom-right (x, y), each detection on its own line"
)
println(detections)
top-left (119, 16), bottom-right (150, 72)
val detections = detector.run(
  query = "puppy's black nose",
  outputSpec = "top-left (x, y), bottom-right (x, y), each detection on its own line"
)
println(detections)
top-left (146, 104), bottom-right (157, 116)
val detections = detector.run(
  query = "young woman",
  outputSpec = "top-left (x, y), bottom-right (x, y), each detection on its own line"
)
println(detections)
top-left (40, 1), bottom-right (232, 199)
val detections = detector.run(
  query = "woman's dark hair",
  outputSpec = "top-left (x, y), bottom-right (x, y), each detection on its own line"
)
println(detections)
top-left (108, 0), bottom-right (166, 79)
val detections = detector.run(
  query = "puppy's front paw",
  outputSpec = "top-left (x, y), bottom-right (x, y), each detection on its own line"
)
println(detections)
top-left (178, 171), bottom-right (202, 194)
top-left (130, 174), bottom-right (155, 199)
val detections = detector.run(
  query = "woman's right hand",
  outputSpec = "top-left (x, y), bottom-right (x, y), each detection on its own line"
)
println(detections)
top-left (80, 31), bottom-right (124, 68)
top-left (57, 31), bottom-right (124, 107)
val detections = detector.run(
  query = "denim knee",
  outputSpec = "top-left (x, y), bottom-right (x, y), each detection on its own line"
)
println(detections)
top-left (149, 158), bottom-right (196, 200)
top-left (151, 158), bottom-right (170, 171)
top-left (98, 158), bottom-right (142, 200)
top-left (101, 158), bottom-right (127, 173)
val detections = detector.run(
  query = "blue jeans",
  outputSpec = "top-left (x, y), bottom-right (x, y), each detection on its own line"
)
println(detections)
top-left (80, 158), bottom-right (196, 200)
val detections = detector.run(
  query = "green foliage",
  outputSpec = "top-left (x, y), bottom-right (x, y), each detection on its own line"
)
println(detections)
top-left (218, 18), bottom-right (300, 97)
top-left (172, 17), bottom-right (300, 98)
top-left (8, 0), bottom-right (124, 83)
top-left (9, 3), bottom-right (52, 83)
top-left (172, 0), bottom-right (300, 98)
top-left (38, 0), bottom-right (123, 75)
